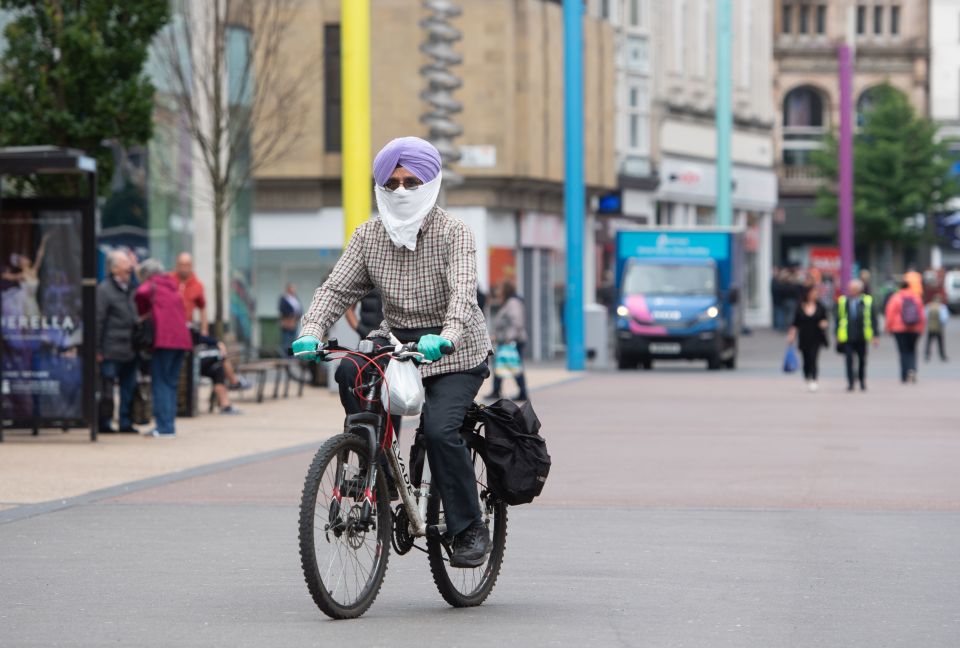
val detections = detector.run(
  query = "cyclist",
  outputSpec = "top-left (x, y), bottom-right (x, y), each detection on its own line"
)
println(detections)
top-left (293, 136), bottom-right (493, 568)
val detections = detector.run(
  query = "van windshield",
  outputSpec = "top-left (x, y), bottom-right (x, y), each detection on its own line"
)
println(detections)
top-left (623, 263), bottom-right (716, 296)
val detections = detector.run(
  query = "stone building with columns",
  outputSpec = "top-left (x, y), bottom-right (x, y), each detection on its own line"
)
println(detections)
top-left (773, 0), bottom-right (930, 268)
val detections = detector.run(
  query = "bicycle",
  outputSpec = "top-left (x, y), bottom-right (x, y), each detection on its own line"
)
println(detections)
top-left (293, 339), bottom-right (507, 619)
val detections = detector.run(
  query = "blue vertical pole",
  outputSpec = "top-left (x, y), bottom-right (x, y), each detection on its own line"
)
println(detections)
top-left (563, 0), bottom-right (585, 371)
top-left (715, 0), bottom-right (733, 227)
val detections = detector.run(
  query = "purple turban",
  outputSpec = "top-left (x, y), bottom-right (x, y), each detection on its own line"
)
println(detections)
top-left (372, 137), bottom-right (442, 186)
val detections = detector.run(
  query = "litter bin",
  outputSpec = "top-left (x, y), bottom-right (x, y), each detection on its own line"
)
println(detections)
top-left (584, 303), bottom-right (610, 369)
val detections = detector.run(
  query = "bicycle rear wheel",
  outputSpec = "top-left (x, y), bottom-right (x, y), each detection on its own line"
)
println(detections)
top-left (299, 433), bottom-right (390, 619)
top-left (427, 440), bottom-right (507, 607)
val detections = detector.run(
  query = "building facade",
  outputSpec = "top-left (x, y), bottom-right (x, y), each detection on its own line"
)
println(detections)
top-left (253, 0), bottom-right (617, 359)
top-left (595, 0), bottom-right (777, 327)
top-left (773, 0), bottom-right (930, 270)
top-left (930, 0), bottom-right (960, 268)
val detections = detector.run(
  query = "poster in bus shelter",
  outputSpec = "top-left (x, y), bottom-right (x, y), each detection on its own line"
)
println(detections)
top-left (1, 209), bottom-right (85, 422)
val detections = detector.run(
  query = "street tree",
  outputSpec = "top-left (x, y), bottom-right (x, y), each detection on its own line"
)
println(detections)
top-left (812, 83), bottom-right (960, 269)
top-left (0, 0), bottom-right (169, 193)
top-left (153, 0), bottom-right (308, 339)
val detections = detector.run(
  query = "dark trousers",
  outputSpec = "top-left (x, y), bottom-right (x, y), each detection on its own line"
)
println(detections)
top-left (152, 349), bottom-right (184, 435)
top-left (335, 358), bottom-right (485, 537)
top-left (844, 340), bottom-right (867, 388)
top-left (99, 359), bottom-right (138, 430)
top-left (894, 332), bottom-right (920, 382)
top-left (925, 332), bottom-right (946, 361)
top-left (491, 341), bottom-right (528, 399)
top-left (799, 345), bottom-right (820, 381)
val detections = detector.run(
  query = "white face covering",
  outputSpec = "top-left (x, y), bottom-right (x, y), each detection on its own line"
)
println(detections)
top-left (374, 173), bottom-right (442, 251)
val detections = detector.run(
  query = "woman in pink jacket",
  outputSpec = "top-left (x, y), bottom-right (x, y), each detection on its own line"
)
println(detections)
top-left (135, 259), bottom-right (193, 437)
top-left (884, 280), bottom-right (926, 384)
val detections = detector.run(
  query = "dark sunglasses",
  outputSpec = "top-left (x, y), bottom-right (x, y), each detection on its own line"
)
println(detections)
top-left (383, 177), bottom-right (423, 191)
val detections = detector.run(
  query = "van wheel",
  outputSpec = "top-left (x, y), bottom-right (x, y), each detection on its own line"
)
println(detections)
top-left (723, 356), bottom-right (736, 370)
top-left (617, 354), bottom-right (636, 370)
top-left (707, 356), bottom-right (722, 370)
top-left (641, 359), bottom-right (653, 370)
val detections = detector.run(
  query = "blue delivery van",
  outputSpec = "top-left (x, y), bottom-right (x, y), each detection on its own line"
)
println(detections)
top-left (614, 229), bottom-right (744, 370)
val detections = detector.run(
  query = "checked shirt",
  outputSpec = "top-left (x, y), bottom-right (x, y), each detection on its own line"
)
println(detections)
top-left (300, 207), bottom-right (491, 378)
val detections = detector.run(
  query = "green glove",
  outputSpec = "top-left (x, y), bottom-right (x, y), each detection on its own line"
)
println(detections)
top-left (291, 335), bottom-right (322, 361)
top-left (417, 334), bottom-right (453, 361)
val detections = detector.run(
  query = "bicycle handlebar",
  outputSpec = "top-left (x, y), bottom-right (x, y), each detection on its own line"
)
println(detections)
top-left (288, 338), bottom-right (455, 361)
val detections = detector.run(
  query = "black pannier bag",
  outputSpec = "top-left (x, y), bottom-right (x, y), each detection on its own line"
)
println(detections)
top-left (476, 399), bottom-right (551, 505)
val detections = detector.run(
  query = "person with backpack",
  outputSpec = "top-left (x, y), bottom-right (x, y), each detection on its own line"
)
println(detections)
top-left (884, 279), bottom-right (927, 384)
top-left (924, 293), bottom-right (949, 362)
top-left (835, 279), bottom-right (878, 392)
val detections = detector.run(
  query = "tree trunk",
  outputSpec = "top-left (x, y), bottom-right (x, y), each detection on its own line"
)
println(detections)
top-left (214, 190), bottom-right (226, 340)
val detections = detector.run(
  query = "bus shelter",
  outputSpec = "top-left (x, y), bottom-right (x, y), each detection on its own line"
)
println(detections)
top-left (0, 147), bottom-right (98, 441)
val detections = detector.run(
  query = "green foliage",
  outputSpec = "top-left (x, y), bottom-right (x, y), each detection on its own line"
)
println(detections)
top-left (0, 0), bottom-right (169, 192)
top-left (812, 83), bottom-right (960, 246)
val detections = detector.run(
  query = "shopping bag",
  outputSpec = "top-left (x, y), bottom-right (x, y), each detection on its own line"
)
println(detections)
top-left (494, 342), bottom-right (522, 379)
top-left (384, 357), bottom-right (425, 416)
top-left (782, 345), bottom-right (799, 373)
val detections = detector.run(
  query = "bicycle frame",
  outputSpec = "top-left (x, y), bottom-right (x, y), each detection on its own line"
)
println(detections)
top-left (339, 346), bottom-right (439, 540)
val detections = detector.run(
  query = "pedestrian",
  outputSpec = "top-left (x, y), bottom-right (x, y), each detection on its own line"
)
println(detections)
top-left (135, 259), bottom-right (193, 438)
top-left (96, 250), bottom-right (140, 433)
top-left (278, 282), bottom-right (303, 354)
top-left (786, 284), bottom-right (829, 392)
top-left (835, 279), bottom-right (878, 392)
top-left (191, 329), bottom-right (242, 414)
top-left (781, 269), bottom-right (801, 332)
top-left (171, 252), bottom-right (208, 334)
top-left (486, 280), bottom-right (529, 401)
top-left (924, 294), bottom-right (949, 362)
top-left (885, 280), bottom-right (926, 383)
top-left (292, 136), bottom-right (493, 568)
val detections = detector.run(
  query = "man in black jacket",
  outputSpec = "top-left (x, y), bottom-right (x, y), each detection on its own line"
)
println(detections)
top-left (96, 251), bottom-right (140, 433)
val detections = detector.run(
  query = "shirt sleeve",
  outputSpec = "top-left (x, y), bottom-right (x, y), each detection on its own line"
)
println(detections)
top-left (300, 226), bottom-right (374, 339)
top-left (439, 222), bottom-right (479, 349)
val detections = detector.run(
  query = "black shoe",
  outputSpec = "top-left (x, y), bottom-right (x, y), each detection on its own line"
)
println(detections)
top-left (98, 424), bottom-right (118, 434)
top-left (846, 385), bottom-right (854, 392)
top-left (118, 425), bottom-right (139, 434)
top-left (515, 393), bottom-right (529, 402)
top-left (483, 392), bottom-right (501, 401)
top-left (450, 521), bottom-right (492, 568)
top-left (859, 383), bottom-right (866, 392)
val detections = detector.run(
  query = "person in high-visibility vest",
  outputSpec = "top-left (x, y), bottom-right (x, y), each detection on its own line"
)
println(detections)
top-left (836, 279), bottom-right (878, 392)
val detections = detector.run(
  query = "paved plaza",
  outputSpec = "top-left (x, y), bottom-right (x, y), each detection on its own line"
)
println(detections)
top-left (1, 327), bottom-right (958, 647)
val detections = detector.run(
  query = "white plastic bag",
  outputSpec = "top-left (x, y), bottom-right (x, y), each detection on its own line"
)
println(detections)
top-left (385, 356), bottom-right (425, 416)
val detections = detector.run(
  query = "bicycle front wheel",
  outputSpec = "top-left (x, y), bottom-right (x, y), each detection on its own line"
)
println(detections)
top-left (298, 433), bottom-right (390, 619)
top-left (427, 441), bottom-right (508, 607)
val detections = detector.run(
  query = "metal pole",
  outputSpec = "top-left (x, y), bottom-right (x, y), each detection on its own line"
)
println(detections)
top-left (341, 0), bottom-right (371, 245)
top-left (838, 43), bottom-right (854, 291)
top-left (563, 0), bottom-right (585, 371)
top-left (715, 0), bottom-right (733, 227)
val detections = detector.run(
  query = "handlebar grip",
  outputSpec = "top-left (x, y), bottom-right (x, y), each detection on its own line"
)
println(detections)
top-left (441, 343), bottom-right (456, 355)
